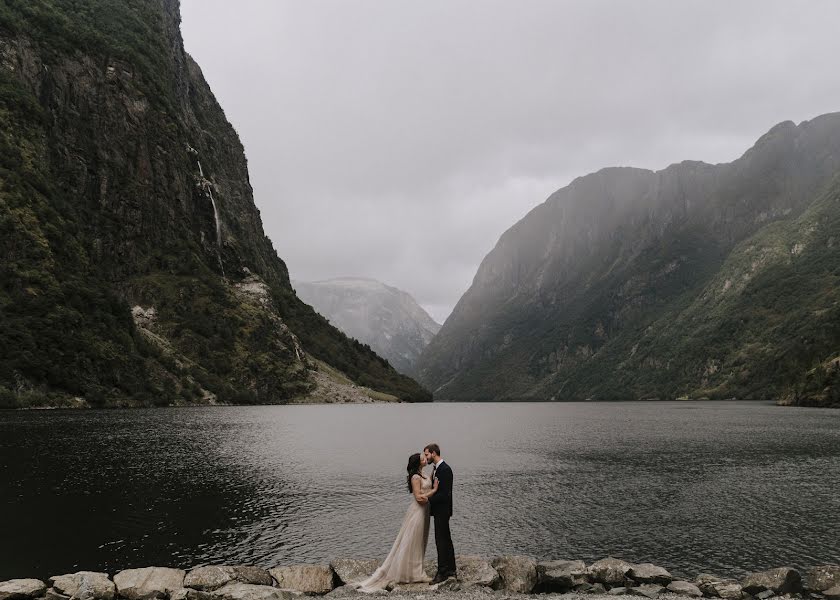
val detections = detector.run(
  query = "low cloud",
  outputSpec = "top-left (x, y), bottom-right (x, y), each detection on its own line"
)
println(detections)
top-left (181, 0), bottom-right (840, 323)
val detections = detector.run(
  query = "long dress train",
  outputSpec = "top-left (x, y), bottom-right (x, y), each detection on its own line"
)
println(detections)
top-left (356, 473), bottom-right (432, 592)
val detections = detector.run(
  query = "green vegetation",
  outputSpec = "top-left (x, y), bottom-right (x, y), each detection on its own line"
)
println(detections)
top-left (0, 0), bottom-right (430, 407)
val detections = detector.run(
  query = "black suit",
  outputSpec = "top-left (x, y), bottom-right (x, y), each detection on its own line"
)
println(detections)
top-left (429, 461), bottom-right (456, 577)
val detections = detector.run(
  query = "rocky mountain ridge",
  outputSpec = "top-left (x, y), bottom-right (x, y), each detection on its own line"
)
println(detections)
top-left (0, 0), bottom-right (429, 406)
top-left (417, 113), bottom-right (840, 406)
top-left (293, 278), bottom-right (441, 375)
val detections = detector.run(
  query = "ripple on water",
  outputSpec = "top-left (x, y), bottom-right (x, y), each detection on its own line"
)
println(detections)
top-left (0, 402), bottom-right (839, 579)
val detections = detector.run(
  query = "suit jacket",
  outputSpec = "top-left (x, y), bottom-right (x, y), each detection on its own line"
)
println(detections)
top-left (429, 461), bottom-right (453, 518)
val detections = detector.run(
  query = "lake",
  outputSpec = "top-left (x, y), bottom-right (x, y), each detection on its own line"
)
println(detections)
top-left (1, 401), bottom-right (839, 581)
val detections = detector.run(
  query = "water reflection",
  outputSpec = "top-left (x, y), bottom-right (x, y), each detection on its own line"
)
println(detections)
top-left (1, 402), bottom-right (838, 580)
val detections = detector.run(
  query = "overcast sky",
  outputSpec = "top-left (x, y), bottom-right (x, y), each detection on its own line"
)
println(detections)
top-left (180, 0), bottom-right (840, 324)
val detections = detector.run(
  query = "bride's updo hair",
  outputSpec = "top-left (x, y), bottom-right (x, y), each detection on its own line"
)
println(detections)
top-left (406, 452), bottom-right (422, 492)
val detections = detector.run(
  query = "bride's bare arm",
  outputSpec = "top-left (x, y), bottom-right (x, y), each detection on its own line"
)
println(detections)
top-left (411, 475), bottom-right (429, 504)
top-left (421, 477), bottom-right (439, 499)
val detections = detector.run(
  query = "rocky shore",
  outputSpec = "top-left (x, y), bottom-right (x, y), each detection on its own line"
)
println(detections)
top-left (2, 558), bottom-right (839, 600)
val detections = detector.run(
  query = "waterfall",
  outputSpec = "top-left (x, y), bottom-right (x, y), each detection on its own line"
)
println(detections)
top-left (190, 147), bottom-right (224, 277)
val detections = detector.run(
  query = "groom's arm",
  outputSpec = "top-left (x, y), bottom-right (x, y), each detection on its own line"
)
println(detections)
top-left (429, 467), bottom-right (452, 506)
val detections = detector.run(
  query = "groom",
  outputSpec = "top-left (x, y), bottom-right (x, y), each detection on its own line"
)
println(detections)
top-left (424, 443), bottom-right (456, 583)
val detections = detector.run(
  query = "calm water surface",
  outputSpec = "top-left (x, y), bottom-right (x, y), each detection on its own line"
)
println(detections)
top-left (1, 402), bottom-right (839, 580)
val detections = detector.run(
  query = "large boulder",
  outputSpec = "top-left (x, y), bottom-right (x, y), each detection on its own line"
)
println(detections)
top-left (666, 581), bottom-right (703, 597)
top-left (0, 580), bottom-right (47, 600)
top-left (452, 556), bottom-right (498, 588)
top-left (268, 566), bottom-right (335, 595)
top-left (695, 575), bottom-right (743, 600)
top-left (185, 568), bottom-right (271, 592)
top-left (170, 590), bottom-right (213, 600)
top-left (212, 584), bottom-right (297, 600)
top-left (741, 568), bottom-right (801, 595)
top-left (535, 560), bottom-right (587, 593)
top-left (804, 566), bottom-right (840, 593)
top-left (587, 558), bottom-right (634, 586)
top-left (491, 556), bottom-right (537, 593)
top-left (629, 564), bottom-right (672, 585)
top-left (328, 561), bottom-right (380, 587)
top-left (114, 568), bottom-right (186, 600)
top-left (50, 573), bottom-right (115, 600)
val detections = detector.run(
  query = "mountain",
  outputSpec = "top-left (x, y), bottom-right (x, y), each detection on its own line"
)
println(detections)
top-left (293, 278), bottom-right (441, 375)
top-left (416, 114), bottom-right (840, 407)
top-left (0, 0), bottom-right (430, 407)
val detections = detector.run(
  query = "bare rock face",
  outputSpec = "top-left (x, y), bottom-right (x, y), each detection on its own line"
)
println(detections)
top-left (629, 564), bottom-right (672, 585)
top-left (49, 573), bottom-right (115, 600)
top-left (184, 567), bottom-right (272, 592)
top-left (0, 580), bottom-right (47, 600)
top-left (741, 567), bottom-right (802, 595)
top-left (804, 566), bottom-right (840, 592)
top-left (114, 568), bottom-right (186, 600)
top-left (491, 556), bottom-right (537, 593)
top-left (268, 566), bottom-right (335, 595)
top-left (535, 560), bottom-right (587, 592)
top-left (328, 561), bottom-right (381, 587)
top-left (587, 558), bottom-right (634, 586)
top-left (666, 581), bottom-right (703, 597)
top-left (211, 584), bottom-right (297, 600)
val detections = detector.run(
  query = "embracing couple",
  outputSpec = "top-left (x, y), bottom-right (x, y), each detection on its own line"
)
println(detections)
top-left (356, 444), bottom-right (456, 592)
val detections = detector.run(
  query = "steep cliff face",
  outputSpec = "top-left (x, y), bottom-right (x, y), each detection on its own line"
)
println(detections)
top-left (294, 278), bottom-right (441, 376)
top-left (0, 0), bottom-right (430, 406)
top-left (417, 114), bottom-right (840, 405)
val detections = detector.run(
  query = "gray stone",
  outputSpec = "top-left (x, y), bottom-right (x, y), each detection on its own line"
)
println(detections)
top-left (591, 583), bottom-right (607, 594)
top-left (695, 575), bottom-right (743, 599)
top-left (268, 566), bottom-right (335, 595)
top-left (587, 558), bottom-right (635, 586)
top-left (114, 568), bottom-right (186, 600)
top-left (535, 560), bottom-right (587, 593)
top-left (490, 556), bottom-right (537, 594)
top-left (824, 586), bottom-right (840, 600)
top-left (667, 581), bottom-right (703, 597)
top-left (805, 568), bottom-right (840, 593)
top-left (422, 556), bottom-right (498, 588)
top-left (328, 561), bottom-right (381, 587)
top-left (742, 568), bottom-right (802, 595)
top-left (629, 564), bottom-right (673, 585)
top-left (629, 584), bottom-right (666, 598)
top-left (323, 586), bottom-right (357, 598)
top-left (757, 591), bottom-right (775, 600)
top-left (185, 568), bottom-right (272, 592)
top-left (0, 580), bottom-right (47, 600)
top-left (170, 589), bottom-right (214, 600)
top-left (609, 587), bottom-right (629, 595)
top-left (49, 573), bottom-right (115, 600)
top-left (211, 584), bottom-right (298, 600)
top-left (45, 590), bottom-right (71, 600)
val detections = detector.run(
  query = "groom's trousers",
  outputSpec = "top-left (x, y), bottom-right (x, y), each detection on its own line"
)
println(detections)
top-left (434, 515), bottom-right (456, 576)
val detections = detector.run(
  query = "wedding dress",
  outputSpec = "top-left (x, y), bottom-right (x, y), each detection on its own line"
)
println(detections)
top-left (356, 473), bottom-right (432, 592)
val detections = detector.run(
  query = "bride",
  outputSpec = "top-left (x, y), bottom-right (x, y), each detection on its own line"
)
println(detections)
top-left (356, 452), bottom-right (439, 592)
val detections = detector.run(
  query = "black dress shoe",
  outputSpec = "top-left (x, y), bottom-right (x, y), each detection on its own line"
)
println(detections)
top-left (430, 574), bottom-right (446, 585)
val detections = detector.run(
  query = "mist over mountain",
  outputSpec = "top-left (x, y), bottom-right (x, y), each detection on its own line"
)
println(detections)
top-left (416, 113), bottom-right (840, 407)
top-left (294, 278), bottom-right (441, 376)
top-left (0, 0), bottom-right (429, 406)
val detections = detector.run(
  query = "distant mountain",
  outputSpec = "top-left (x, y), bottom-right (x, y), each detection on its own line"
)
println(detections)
top-left (294, 278), bottom-right (441, 375)
top-left (416, 113), bottom-right (840, 407)
top-left (0, 0), bottom-right (430, 406)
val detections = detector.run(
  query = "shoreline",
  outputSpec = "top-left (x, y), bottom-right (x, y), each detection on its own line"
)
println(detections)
top-left (3, 556), bottom-right (839, 600)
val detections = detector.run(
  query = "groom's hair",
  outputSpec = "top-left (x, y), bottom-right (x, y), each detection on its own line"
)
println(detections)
top-left (424, 443), bottom-right (441, 456)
